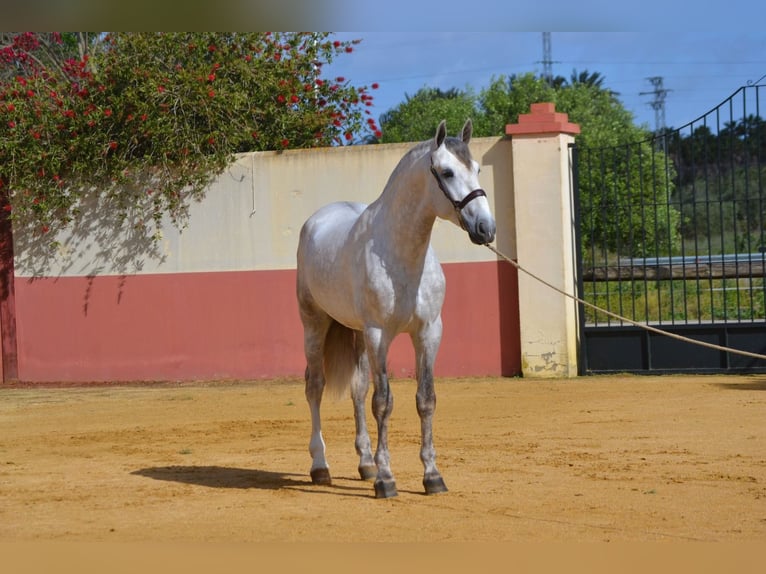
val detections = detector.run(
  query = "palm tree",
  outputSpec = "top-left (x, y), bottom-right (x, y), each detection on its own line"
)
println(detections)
top-left (567, 69), bottom-right (620, 97)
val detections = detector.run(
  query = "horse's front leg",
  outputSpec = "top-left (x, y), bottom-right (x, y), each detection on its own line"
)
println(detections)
top-left (364, 326), bottom-right (397, 498)
top-left (413, 318), bottom-right (448, 495)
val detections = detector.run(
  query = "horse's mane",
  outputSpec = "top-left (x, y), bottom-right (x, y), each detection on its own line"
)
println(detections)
top-left (393, 136), bottom-right (472, 177)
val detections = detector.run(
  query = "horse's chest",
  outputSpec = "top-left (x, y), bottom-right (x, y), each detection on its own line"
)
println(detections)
top-left (359, 256), bottom-right (444, 326)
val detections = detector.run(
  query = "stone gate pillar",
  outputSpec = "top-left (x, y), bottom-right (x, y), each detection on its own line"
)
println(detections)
top-left (506, 103), bottom-right (580, 377)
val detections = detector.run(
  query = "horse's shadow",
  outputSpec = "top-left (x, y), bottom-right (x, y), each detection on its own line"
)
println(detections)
top-left (131, 466), bottom-right (375, 497)
top-left (713, 379), bottom-right (766, 391)
top-left (131, 466), bottom-right (308, 490)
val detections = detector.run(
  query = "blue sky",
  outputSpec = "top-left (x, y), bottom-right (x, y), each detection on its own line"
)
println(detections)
top-left (326, 32), bottom-right (766, 133)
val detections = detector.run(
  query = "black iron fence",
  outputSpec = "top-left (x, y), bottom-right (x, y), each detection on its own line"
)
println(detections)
top-left (577, 83), bottom-right (766, 328)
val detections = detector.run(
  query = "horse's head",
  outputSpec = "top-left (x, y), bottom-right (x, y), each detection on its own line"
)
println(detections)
top-left (429, 119), bottom-right (496, 245)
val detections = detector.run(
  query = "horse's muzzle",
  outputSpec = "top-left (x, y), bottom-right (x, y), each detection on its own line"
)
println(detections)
top-left (468, 217), bottom-right (496, 245)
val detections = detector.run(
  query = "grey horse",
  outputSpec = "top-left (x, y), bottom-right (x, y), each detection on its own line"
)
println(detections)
top-left (296, 119), bottom-right (496, 498)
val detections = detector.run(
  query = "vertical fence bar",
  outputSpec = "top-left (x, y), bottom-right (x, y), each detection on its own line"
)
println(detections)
top-left (755, 86), bottom-right (766, 317)
top-left (571, 143), bottom-right (588, 375)
top-left (638, 145), bottom-right (650, 323)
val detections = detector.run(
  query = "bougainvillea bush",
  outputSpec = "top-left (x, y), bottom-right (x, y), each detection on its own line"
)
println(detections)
top-left (0, 32), bottom-right (380, 244)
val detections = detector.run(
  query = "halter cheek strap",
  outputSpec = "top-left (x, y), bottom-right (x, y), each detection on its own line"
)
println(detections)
top-left (430, 164), bottom-right (487, 213)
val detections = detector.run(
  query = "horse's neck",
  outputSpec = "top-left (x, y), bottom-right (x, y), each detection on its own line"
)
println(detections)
top-left (369, 154), bottom-right (436, 265)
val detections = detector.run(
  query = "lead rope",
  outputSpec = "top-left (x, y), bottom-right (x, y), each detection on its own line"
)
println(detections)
top-left (484, 243), bottom-right (766, 362)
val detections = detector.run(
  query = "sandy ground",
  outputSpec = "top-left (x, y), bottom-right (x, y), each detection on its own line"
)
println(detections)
top-left (1, 375), bottom-right (765, 545)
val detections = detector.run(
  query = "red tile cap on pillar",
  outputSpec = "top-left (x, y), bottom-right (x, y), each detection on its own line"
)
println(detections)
top-left (506, 102), bottom-right (580, 136)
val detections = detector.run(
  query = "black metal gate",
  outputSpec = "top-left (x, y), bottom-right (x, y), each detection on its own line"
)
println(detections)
top-left (574, 83), bottom-right (766, 374)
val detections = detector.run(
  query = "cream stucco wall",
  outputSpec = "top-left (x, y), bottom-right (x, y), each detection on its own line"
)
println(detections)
top-left (14, 137), bottom-right (514, 277)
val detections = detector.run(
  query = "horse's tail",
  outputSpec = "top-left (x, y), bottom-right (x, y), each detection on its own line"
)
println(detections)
top-left (323, 320), bottom-right (362, 400)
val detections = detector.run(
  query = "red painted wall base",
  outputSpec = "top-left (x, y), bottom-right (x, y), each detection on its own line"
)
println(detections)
top-left (14, 261), bottom-right (519, 382)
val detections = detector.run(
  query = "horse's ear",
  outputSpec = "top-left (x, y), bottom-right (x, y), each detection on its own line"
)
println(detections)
top-left (461, 119), bottom-right (473, 144)
top-left (434, 120), bottom-right (447, 148)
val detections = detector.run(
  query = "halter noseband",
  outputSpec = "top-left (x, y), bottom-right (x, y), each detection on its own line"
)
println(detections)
top-left (430, 162), bottom-right (487, 213)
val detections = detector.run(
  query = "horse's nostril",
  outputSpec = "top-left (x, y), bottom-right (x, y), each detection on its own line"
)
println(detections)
top-left (477, 220), bottom-right (496, 242)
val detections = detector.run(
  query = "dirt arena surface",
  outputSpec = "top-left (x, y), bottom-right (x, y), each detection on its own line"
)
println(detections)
top-left (1, 374), bottom-right (765, 545)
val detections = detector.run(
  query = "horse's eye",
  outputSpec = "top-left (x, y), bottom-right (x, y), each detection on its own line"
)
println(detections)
top-left (442, 169), bottom-right (454, 179)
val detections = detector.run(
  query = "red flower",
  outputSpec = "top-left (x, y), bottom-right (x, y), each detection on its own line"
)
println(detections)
top-left (6, 103), bottom-right (15, 112)
top-left (3, 204), bottom-right (11, 212)
top-left (207, 137), bottom-right (215, 145)
top-left (281, 138), bottom-right (289, 147)
top-left (335, 76), bottom-right (345, 83)
top-left (208, 44), bottom-right (216, 52)
top-left (7, 121), bottom-right (16, 128)
top-left (333, 41), bottom-right (341, 48)
top-left (41, 225), bottom-right (49, 234)
top-left (140, 114), bottom-right (148, 121)
top-left (207, 73), bottom-right (215, 82)
top-left (315, 79), bottom-right (324, 87)
top-left (374, 130), bottom-right (382, 138)
top-left (157, 85), bottom-right (166, 93)
top-left (345, 46), bottom-right (353, 53)
top-left (273, 53), bottom-right (282, 62)
top-left (244, 54), bottom-right (252, 62)
top-left (290, 94), bottom-right (299, 103)
top-left (371, 83), bottom-right (379, 89)
top-left (277, 94), bottom-right (285, 103)
top-left (344, 131), bottom-right (352, 140)
top-left (103, 108), bottom-right (112, 117)
top-left (108, 141), bottom-right (118, 150)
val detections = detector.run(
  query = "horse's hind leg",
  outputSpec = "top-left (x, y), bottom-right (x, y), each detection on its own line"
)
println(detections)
top-left (301, 310), bottom-right (333, 485)
top-left (351, 339), bottom-right (375, 480)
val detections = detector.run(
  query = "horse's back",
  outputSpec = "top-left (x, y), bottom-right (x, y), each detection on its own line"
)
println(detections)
top-left (298, 201), bottom-right (366, 263)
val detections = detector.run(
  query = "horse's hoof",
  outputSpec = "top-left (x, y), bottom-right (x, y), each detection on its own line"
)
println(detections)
top-left (310, 467), bottom-right (332, 486)
top-left (423, 476), bottom-right (448, 495)
top-left (358, 464), bottom-right (377, 481)
top-left (374, 479), bottom-right (398, 499)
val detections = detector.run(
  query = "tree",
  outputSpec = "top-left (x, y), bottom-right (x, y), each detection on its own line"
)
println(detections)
top-left (554, 80), bottom-right (679, 258)
top-left (378, 86), bottom-right (479, 143)
top-left (0, 32), bottom-right (379, 243)
top-left (478, 73), bottom-right (555, 136)
top-left (378, 71), bottom-right (680, 259)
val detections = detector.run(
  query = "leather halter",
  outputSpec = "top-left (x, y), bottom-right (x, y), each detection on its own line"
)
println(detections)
top-left (430, 162), bottom-right (487, 214)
